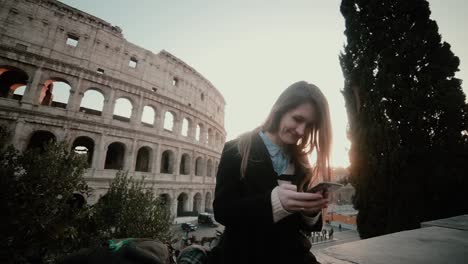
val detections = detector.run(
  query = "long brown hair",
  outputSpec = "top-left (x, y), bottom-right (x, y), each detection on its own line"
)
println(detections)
top-left (238, 81), bottom-right (332, 190)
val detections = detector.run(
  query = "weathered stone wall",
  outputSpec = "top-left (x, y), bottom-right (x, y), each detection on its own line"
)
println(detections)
top-left (0, 0), bottom-right (226, 217)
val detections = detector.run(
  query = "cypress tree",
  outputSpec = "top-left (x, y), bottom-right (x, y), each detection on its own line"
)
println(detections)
top-left (340, 0), bottom-right (468, 238)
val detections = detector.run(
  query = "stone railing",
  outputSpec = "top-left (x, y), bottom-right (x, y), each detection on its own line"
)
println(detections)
top-left (314, 214), bottom-right (468, 264)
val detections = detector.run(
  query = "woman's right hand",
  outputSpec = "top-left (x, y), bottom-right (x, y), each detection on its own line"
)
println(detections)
top-left (277, 183), bottom-right (328, 213)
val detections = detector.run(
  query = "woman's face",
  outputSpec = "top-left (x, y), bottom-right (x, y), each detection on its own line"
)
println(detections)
top-left (275, 102), bottom-right (316, 146)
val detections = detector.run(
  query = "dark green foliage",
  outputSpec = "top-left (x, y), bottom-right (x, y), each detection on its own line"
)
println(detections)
top-left (0, 133), bottom-right (173, 263)
top-left (0, 142), bottom-right (89, 263)
top-left (340, 0), bottom-right (468, 238)
top-left (92, 171), bottom-right (173, 242)
top-left (0, 125), bottom-right (10, 148)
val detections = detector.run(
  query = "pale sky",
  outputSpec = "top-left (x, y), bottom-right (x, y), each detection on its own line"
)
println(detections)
top-left (60, 0), bottom-right (468, 167)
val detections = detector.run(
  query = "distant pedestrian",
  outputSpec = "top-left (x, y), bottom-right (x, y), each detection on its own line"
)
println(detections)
top-left (339, 224), bottom-right (342, 232)
top-left (329, 227), bottom-right (334, 239)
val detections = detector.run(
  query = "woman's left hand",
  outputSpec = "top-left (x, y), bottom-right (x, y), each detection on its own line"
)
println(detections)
top-left (301, 190), bottom-right (330, 216)
top-left (277, 184), bottom-right (329, 214)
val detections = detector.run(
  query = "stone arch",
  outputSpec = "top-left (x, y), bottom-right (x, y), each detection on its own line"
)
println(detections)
top-left (181, 117), bottom-right (191, 137)
top-left (27, 130), bottom-right (56, 152)
top-left (113, 97), bottom-right (133, 122)
top-left (80, 88), bottom-right (105, 116)
top-left (68, 192), bottom-right (86, 209)
top-left (204, 129), bottom-right (209, 144)
top-left (215, 161), bottom-right (219, 176)
top-left (160, 149), bottom-right (175, 174)
top-left (72, 136), bottom-right (95, 168)
top-left (207, 127), bottom-right (213, 145)
top-left (215, 132), bottom-right (221, 146)
top-left (13, 85), bottom-right (27, 100)
top-left (195, 156), bottom-right (204, 176)
top-left (39, 78), bottom-right (71, 108)
top-left (179, 153), bottom-right (191, 175)
top-left (0, 66), bottom-right (29, 99)
top-left (104, 142), bottom-right (126, 170)
top-left (193, 192), bottom-right (202, 213)
top-left (206, 159), bottom-right (213, 177)
top-left (135, 146), bottom-right (152, 172)
top-left (177, 192), bottom-right (189, 216)
top-left (141, 105), bottom-right (155, 126)
top-left (163, 111), bottom-right (175, 131)
top-left (196, 123), bottom-right (203, 142)
top-left (158, 193), bottom-right (172, 211)
top-left (205, 192), bottom-right (212, 211)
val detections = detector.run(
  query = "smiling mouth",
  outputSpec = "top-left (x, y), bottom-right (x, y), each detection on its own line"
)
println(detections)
top-left (288, 131), bottom-right (300, 139)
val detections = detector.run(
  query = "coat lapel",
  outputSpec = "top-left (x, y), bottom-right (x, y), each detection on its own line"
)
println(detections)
top-left (292, 161), bottom-right (306, 189)
top-left (247, 133), bottom-right (280, 190)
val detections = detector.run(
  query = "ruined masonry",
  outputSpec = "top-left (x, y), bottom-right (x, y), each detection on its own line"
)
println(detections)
top-left (0, 0), bottom-right (226, 217)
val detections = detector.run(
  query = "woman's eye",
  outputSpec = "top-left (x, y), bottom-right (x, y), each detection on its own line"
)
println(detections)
top-left (294, 116), bottom-right (304, 123)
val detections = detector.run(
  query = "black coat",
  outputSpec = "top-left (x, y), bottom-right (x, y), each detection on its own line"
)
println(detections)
top-left (211, 133), bottom-right (322, 264)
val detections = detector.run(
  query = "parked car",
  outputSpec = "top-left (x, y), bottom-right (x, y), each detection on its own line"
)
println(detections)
top-left (181, 222), bottom-right (197, 232)
top-left (198, 213), bottom-right (218, 227)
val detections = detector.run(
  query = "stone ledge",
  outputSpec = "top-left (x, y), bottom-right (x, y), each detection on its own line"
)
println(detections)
top-left (316, 215), bottom-right (468, 264)
top-left (421, 214), bottom-right (468, 231)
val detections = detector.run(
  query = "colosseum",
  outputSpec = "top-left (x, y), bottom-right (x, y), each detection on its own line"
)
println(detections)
top-left (0, 0), bottom-right (226, 218)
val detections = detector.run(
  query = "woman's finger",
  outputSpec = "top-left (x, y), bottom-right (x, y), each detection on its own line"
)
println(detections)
top-left (278, 184), bottom-right (324, 200)
top-left (282, 197), bottom-right (328, 211)
top-left (289, 199), bottom-right (328, 209)
top-left (289, 191), bottom-right (323, 201)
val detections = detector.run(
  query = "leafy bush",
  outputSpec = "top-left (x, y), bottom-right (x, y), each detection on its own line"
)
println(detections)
top-left (0, 127), bottom-right (173, 263)
top-left (92, 171), bottom-right (173, 242)
top-left (0, 142), bottom-right (89, 263)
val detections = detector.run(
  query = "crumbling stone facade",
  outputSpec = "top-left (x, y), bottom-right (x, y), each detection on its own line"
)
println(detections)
top-left (0, 0), bottom-right (226, 217)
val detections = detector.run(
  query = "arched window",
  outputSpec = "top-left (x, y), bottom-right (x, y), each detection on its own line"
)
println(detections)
top-left (104, 142), bottom-right (125, 170)
top-left (80, 89), bottom-right (105, 116)
top-left (204, 131), bottom-right (209, 144)
top-left (72, 136), bottom-right (95, 168)
top-left (113, 97), bottom-right (133, 122)
top-left (135, 146), bottom-right (152, 172)
top-left (205, 192), bottom-right (212, 211)
top-left (177, 193), bottom-right (188, 216)
top-left (69, 193), bottom-right (86, 209)
top-left (193, 193), bottom-right (202, 213)
top-left (27, 130), bottom-right (56, 152)
top-left (163, 111), bottom-right (174, 131)
top-left (215, 132), bottom-right (221, 146)
top-left (179, 153), bottom-right (191, 175)
top-left (206, 159), bottom-right (213, 177)
top-left (196, 124), bottom-right (202, 141)
top-left (0, 67), bottom-right (28, 99)
top-left (181, 118), bottom-right (190, 137)
top-left (12, 85), bottom-right (26, 100)
top-left (160, 150), bottom-right (174, 174)
top-left (195, 157), bottom-right (204, 176)
top-left (207, 128), bottom-right (213, 145)
top-left (141, 106), bottom-right (155, 126)
top-left (158, 193), bottom-right (171, 211)
top-left (39, 79), bottom-right (71, 108)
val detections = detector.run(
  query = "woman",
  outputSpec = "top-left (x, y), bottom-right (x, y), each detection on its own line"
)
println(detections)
top-left (211, 81), bottom-right (332, 264)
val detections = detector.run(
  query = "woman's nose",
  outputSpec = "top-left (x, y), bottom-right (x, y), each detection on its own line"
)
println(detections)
top-left (296, 124), bottom-right (306, 136)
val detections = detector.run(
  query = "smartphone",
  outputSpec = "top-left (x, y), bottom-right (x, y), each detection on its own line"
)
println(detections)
top-left (307, 182), bottom-right (343, 194)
